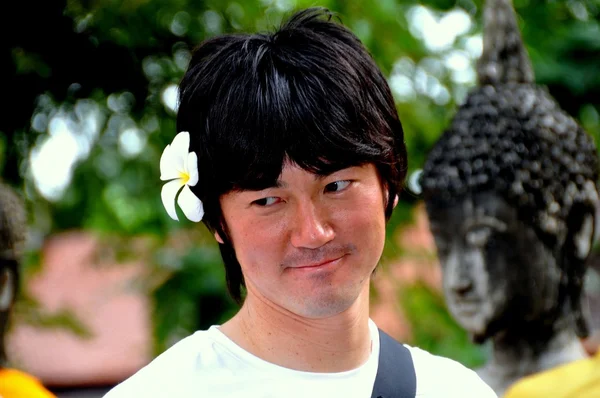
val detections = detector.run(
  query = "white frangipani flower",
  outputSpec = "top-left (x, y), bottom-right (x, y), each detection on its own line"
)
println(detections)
top-left (160, 131), bottom-right (204, 222)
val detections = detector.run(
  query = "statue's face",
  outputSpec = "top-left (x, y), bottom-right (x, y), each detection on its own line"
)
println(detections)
top-left (427, 192), bottom-right (561, 341)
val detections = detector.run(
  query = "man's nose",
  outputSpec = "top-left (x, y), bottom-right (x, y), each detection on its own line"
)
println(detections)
top-left (290, 200), bottom-right (335, 249)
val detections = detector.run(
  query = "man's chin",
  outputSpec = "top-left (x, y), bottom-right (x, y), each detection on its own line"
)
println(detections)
top-left (292, 291), bottom-right (360, 319)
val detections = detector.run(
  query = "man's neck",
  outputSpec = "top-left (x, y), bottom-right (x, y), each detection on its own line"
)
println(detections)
top-left (219, 285), bottom-right (372, 373)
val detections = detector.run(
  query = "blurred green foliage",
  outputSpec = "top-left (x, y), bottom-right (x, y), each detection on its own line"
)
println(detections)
top-left (3, 0), bottom-right (600, 362)
top-left (152, 240), bottom-right (238, 354)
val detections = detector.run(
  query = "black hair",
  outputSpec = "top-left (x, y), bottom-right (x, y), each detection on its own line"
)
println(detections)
top-left (177, 7), bottom-right (407, 303)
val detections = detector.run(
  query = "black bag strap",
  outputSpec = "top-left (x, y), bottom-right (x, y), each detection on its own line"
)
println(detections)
top-left (371, 329), bottom-right (417, 398)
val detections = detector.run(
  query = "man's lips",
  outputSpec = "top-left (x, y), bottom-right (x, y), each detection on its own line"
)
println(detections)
top-left (289, 254), bottom-right (346, 269)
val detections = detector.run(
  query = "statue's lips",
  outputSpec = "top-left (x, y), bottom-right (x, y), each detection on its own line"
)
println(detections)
top-left (452, 300), bottom-right (481, 315)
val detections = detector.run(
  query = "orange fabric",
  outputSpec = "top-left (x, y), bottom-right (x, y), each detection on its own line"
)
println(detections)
top-left (504, 352), bottom-right (600, 398)
top-left (0, 368), bottom-right (55, 398)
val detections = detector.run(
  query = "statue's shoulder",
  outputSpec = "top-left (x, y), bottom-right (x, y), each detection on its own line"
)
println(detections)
top-left (504, 352), bottom-right (600, 398)
top-left (404, 345), bottom-right (498, 398)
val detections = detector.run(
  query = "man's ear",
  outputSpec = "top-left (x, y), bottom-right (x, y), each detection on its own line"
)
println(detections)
top-left (214, 231), bottom-right (224, 244)
top-left (385, 185), bottom-right (399, 209)
top-left (0, 268), bottom-right (15, 311)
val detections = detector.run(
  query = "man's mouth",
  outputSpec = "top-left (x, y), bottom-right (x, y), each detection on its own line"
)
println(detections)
top-left (291, 254), bottom-right (346, 269)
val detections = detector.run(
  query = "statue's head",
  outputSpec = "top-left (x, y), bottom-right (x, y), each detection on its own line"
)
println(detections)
top-left (0, 183), bottom-right (26, 366)
top-left (420, 0), bottom-right (599, 344)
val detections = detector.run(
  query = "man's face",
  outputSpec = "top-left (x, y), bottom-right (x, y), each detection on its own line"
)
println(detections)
top-left (427, 192), bottom-right (561, 341)
top-left (219, 162), bottom-right (387, 318)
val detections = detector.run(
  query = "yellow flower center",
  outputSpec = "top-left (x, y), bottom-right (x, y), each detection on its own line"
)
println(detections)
top-left (179, 171), bottom-right (190, 185)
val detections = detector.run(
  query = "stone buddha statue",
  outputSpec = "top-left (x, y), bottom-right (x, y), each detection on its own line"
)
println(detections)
top-left (0, 183), bottom-right (55, 398)
top-left (419, 0), bottom-right (600, 395)
top-left (0, 183), bottom-right (26, 367)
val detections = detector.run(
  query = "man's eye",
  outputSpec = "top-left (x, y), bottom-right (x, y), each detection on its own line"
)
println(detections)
top-left (252, 197), bottom-right (280, 207)
top-left (325, 180), bottom-right (351, 193)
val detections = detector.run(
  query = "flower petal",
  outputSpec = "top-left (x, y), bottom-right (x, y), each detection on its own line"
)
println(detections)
top-left (171, 131), bottom-right (190, 160)
top-left (160, 132), bottom-right (189, 180)
top-left (178, 185), bottom-right (204, 222)
top-left (159, 144), bottom-right (180, 181)
top-left (161, 179), bottom-right (184, 221)
top-left (186, 152), bottom-right (199, 187)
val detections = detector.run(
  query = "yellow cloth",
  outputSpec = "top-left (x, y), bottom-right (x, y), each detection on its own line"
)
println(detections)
top-left (504, 352), bottom-right (600, 398)
top-left (0, 368), bottom-right (55, 398)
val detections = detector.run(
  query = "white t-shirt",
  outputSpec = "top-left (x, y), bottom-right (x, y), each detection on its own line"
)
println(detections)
top-left (104, 320), bottom-right (496, 397)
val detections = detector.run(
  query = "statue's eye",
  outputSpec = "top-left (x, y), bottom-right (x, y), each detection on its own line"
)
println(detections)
top-left (433, 235), bottom-right (450, 257)
top-left (465, 226), bottom-right (492, 247)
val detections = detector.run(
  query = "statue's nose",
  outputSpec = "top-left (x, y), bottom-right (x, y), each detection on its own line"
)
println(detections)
top-left (444, 251), bottom-right (475, 297)
top-left (451, 277), bottom-right (474, 297)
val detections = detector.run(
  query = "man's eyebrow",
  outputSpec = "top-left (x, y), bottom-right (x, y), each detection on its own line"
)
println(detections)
top-left (315, 167), bottom-right (356, 181)
top-left (242, 169), bottom-right (350, 191)
top-left (238, 180), bottom-right (288, 192)
top-left (274, 172), bottom-right (342, 187)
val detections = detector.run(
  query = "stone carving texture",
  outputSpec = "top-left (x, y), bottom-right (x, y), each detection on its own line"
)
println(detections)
top-left (420, 0), bottom-right (600, 395)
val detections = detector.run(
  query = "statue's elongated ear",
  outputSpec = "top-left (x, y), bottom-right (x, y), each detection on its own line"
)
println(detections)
top-left (567, 202), bottom-right (596, 261)
top-left (0, 267), bottom-right (15, 311)
top-left (593, 201), bottom-right (600, 245)
top-left (563, 201), bottom-right (596, 338)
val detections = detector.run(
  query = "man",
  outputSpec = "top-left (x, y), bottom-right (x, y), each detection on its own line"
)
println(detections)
top-left (105, 8), bottom-right (496, 397)
top-left (0, 183), bottom-right (56, 398)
